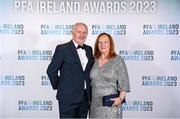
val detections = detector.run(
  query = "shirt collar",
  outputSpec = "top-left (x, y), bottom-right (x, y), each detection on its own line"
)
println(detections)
top-left (72, 40), bottom-right (78, 48)
top-left (72, 40), bottom-right (85, 49)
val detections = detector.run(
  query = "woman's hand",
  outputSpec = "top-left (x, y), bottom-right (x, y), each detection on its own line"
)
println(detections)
top-left (112, 97), bottom-right (123, 107)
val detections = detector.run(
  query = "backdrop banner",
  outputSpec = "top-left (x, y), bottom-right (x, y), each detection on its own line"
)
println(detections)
top-left (0, 0), bottom-right (180, 118)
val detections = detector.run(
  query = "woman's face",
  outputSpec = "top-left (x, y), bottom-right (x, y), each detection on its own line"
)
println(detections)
top-left (98, 35), bottom-right (110, 55)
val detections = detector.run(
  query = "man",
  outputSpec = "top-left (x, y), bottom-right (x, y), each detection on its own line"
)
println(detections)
top-left (47, 22), bottom-right (94, 118)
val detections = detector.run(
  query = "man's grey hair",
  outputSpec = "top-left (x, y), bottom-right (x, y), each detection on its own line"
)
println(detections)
top-left (72, 22), bottom-right (88, 33)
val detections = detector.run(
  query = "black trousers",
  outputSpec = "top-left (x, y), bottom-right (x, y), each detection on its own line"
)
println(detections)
top-left (58, 91), bottom-right (89, 118)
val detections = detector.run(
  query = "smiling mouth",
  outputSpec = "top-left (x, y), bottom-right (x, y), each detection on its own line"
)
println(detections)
top-left (79, 37), bottom-right (84, 40)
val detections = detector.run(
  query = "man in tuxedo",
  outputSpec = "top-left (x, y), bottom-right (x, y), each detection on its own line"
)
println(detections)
top-left (47, 22), bottom-right (94, 118)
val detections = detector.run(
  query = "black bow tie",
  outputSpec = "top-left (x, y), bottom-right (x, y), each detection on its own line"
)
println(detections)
top-left (77, 45), bottom-right (85, 49)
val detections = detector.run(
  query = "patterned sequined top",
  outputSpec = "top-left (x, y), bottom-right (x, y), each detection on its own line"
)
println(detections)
top-left (90, 55), bottom-right (130, 118)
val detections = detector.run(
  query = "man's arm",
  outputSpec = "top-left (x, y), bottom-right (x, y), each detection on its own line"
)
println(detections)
top-left (47, 45), bottom-right (64, 90)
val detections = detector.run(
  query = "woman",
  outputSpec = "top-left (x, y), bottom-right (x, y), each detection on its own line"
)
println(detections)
top-left (90, 32), bottom-right (130, 118)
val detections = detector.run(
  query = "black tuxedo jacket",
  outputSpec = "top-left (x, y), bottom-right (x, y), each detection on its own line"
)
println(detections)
top-left (47, 40), bottom-right (94, 105)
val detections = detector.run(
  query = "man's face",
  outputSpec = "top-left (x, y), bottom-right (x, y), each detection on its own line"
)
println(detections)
top-left (72, 24), bottom-right (88, 46)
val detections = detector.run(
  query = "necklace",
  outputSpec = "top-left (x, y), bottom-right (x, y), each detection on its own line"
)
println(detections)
top-left (100, 58), bottom-right (106, 61)
top-left (98, 58), bottom-right (109, 68)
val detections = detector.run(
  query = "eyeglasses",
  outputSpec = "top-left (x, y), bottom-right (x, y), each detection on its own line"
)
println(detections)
top-left (98, 41), bottom-right (109, 45)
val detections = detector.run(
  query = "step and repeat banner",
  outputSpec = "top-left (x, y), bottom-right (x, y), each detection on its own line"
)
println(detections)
top-left (0, 0), bottom-right (180, 118)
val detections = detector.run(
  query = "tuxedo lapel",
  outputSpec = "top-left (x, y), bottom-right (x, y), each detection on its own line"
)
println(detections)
top-left (69, 40), bottom-right (83, 71)
top-left (84, 46), bottom-right (91, 61)
top-left (84, 46), bottom-right (93, 72)
top-left (69, 40), bottom-right (93, 72)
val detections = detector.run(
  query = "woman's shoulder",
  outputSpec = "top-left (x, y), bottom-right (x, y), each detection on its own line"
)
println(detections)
top-left (112, 54), bottom-right (126, 66)
top-left (114, 54), bottom-right (124, 61)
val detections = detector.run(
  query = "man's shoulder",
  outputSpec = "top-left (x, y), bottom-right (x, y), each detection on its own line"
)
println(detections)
top-left (56, 41), bottom-right (72, 48)
top-left (84, 44), bottom-right (92, 49)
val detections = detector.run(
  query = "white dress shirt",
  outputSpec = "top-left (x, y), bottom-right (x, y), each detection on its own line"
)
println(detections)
top-left (73, 40), bottom-right (88, 89)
